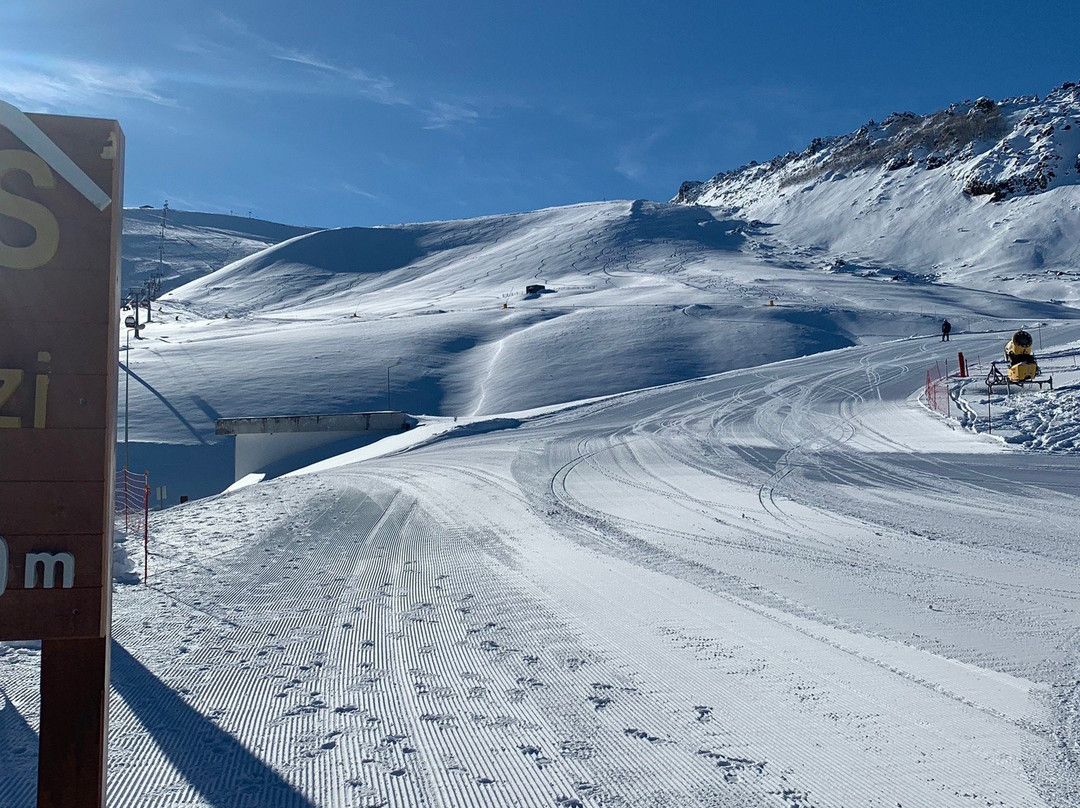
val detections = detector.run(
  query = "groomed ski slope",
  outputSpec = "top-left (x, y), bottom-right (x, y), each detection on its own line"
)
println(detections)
top-left (113, 199), bottom-right (1079, 503)
top-left (5, 328), bottom-right (1078, 807)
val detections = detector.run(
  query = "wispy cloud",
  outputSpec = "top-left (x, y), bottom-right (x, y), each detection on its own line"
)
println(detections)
top-left (423, 101), bottom-right (481, 130)
top-left (273, 50), bottom-right (403, 106)
top-left (201, 14), bottom-right (480, 128)
top-left (0, 15), bottom-right (484, 132)
top-left (0, 58), bottom-right (174, 112)
top-left (338, 182), bottom-right (382, 203)
top-left (615, 128), bottom-right (667, 182)
top-left (209, 14), bottom-right (407, 107)
top-left (297, 179), bottom-right (385, 206)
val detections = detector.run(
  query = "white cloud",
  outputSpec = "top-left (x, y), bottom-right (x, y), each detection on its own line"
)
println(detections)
top-left (0, 59), bottom-right (174, 112)
top-left (204, 14), bottom-right (478, 127)
top-left (339, 182), bottom-right (382, 202)
top-left (0, 16), bottom-right (483, 131)
top-left (423, 101), bottom-right (481, 131)
top-left (208, 14), bottom-right (404, 106)
top-left (615, 128), bottom-right (666, 181)
top-left (271, 48), bottom-right (403, 106)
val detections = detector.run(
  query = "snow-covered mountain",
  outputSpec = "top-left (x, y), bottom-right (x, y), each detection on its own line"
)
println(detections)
top-left (674, 82), bottom-right (1080, 302)
top-left (118, 177), bottom-right (1080, 500)
top-left (122, 207), bottom-right (316, 294)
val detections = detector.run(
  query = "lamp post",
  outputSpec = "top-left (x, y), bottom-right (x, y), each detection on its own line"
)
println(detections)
top-left (387, 360), bottom-right (401, 411)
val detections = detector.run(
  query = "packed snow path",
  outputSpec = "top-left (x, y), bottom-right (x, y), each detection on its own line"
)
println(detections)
top-left (3, 332), bottom-right (1079, 807)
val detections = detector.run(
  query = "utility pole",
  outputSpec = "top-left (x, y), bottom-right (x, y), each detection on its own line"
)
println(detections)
top-left (159, 201), bottom-right (168, 268)
top-left (128, 288), bottom-right (144, 337)
top-left (147, 202), bottom-right (167, 324)
top-left (144, 270), bottom-right (162, 323)
top-left (143, 281), bottom-right (153, 323)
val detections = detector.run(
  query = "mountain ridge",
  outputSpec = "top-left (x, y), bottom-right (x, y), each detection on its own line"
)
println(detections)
top-left (675, 81), bottom-right (1080, 207)
top-left (671, 82), bottom-right (1080, 304)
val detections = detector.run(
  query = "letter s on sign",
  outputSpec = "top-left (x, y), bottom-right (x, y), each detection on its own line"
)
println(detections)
top-left (0, 149), bottom-right (60, 270)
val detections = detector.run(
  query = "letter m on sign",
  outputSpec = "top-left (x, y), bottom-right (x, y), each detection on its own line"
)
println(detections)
top-left (25, 551), bottom-right (75, 589)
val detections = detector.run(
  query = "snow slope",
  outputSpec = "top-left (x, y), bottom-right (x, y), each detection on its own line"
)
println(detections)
top-left (676, 82), bottom-right (1080, 304)
top-left (123, 207), bottom-right (316, 294)
top-left (7, 328), bottom-right (1080, 807)
top-left (117, 198), bottom-right (1079, 502)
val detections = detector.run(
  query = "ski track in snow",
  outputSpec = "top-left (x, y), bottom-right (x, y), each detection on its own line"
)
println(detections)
top-left (2, 333), bottom-right (1073, 807)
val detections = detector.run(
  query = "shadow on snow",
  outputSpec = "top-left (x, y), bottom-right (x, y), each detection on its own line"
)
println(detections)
top-left (0, 689), bottom-right (38, 808)
top-left (110, 641), bottom-right (319, 808)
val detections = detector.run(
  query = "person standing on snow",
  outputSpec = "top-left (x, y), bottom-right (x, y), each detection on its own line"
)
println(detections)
top-left (941, 319), bottom-right (951, 341)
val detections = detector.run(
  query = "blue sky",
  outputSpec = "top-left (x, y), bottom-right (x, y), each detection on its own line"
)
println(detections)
top-left (3, 1), bottom-right (1078, 228)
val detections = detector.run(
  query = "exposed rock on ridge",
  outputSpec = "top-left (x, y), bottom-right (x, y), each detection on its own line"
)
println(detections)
top-left (675, 82), bottom-right (1080, 208)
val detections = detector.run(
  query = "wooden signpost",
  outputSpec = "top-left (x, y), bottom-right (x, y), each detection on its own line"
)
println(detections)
top-left (0, 101), bottom-right (123, 808)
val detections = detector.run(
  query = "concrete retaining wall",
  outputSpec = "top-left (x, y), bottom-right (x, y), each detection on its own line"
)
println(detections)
top-left (216, 412), bottom-right (409, 481)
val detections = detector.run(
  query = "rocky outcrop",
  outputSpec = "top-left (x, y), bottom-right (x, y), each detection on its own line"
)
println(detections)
top-left (675, 82), bottom-right (1080, 208)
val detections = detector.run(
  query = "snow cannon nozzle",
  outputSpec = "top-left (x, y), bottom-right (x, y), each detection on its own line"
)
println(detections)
top-left (1011, 330), bottom-right (1033, 349)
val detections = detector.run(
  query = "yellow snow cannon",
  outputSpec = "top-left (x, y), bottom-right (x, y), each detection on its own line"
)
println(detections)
top-left (1004, 329), bottom-right (1038, 383)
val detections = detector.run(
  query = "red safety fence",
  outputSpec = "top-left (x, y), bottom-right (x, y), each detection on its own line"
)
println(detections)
top-left (925, 365), bottom-right (951, 417)
top-left (115, 467), bottom-right (150, 584)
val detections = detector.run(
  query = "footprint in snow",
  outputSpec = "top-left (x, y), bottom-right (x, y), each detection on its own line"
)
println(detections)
top-left (588, 695), bottom-right (612, 710)
top-left (519, 744), bottom-right (553, 768)
top-left (559, 740), bottom-right (595, 760)
top-left (624, 728), bottom-right (665, 744)
top-left (697, 748), bottom-right (766, 782)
